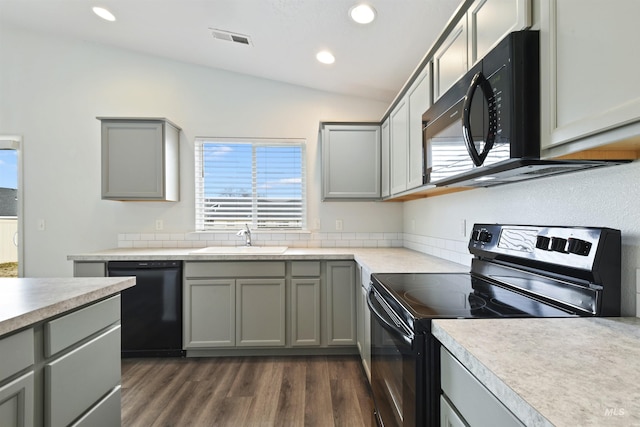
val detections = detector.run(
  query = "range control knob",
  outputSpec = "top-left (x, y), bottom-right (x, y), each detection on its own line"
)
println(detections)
top-left (471, 230), bottom-right (481, 241)
top-left (536, 236), bottom-right (551, 250)
top-left (567, 238), bottom-right (592, 256)
top-left (550, 237), bottom-right (568, 253)
top-left (478, 230), bottom-right (493, 243)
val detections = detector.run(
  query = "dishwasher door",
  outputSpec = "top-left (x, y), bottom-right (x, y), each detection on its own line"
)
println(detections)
top-left (108, 261), bottom-right (184, 357)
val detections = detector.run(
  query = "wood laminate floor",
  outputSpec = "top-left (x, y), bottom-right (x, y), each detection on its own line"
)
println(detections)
top-left (121, 355), bottom-right (375, 427)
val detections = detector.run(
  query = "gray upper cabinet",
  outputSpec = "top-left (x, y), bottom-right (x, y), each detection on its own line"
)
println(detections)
top-left (380, 118), bottom-right (391, 198)
top-left (433, 18), bottom-right (468, 102)
top-left (433, 0), bottom-right (530, 102)
top-left (467, 0), bottom-right (531, 67)
top-left (321, 123), bottom-right (381, 200)
top-left (390, 99), bottom-right (409, 194)
top-left (407, 66), bottom-right (431, 190)
top-left (389, 65), bottom-right (430, 196)
top-left (540, 0), bottom-right (640, 152)
top-left (99, 117), bottom-right (181, 201)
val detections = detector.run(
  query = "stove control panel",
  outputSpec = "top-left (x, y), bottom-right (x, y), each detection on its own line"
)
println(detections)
top-left (468, 223), bottom-right (620, 271)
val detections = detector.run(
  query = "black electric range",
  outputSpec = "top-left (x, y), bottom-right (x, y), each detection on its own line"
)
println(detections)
top-left (368, 223), bottom-right (621, 427)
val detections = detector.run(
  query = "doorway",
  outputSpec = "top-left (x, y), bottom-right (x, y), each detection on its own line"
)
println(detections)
top-left (0, 135), bottom-right (22, 277)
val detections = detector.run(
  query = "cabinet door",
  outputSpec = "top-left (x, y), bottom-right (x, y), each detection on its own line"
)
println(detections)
top-left (407, 67), bottom-right (431, 190)
top-left (290, 279), bottom-right (321, 346)
top-left (467, 0), bottom-right (531, 66)
top-left (540, 0), bottom-right (640, 149)
top-left (390, 99), bottom-right (409, 195)
top-left (321, 124), bottom-right (381, 200)
top-left (236, 279), bottom-right (286, 347)
top-left (184, 279), bottom-right (235, 348)
top-left (381, 118), bottom-right (391, 197)
top-left (433, 18), bottom-right (468, 101)
top-left (325, 261), bottom-right (356, 346)
top-left (0, 372), bottom-right (34, 427)
top-left (101, 119), bottom-right (180, 201)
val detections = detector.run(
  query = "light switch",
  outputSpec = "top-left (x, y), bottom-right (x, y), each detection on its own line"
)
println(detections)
top-left (37, 219), bottom-right (45, 231)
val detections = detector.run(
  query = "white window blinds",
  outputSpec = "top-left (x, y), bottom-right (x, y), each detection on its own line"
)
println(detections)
top-left (195, 138), bottom-right (306, 231)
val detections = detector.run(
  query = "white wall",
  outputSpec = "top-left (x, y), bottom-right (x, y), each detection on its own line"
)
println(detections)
top-left (404, 161), bottom-right (640, 316)
top-left (0, 26), bottom-right (402, 276)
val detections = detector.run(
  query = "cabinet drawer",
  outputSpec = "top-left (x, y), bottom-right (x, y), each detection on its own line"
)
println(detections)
top-left (440, 348), bottom-right (523, 427)
top-left (45, 295), bottom-right (120, 357)
top-left (45, 325), bottom-right (121, 427)
top-left (185, 261), bottom-right (285, 278)
top-left (0, 328), bottom-right (34, 382)
top-left (291, 261), bottom-right (320, 277)
top-left (70, 386), bottom-right (121, 427)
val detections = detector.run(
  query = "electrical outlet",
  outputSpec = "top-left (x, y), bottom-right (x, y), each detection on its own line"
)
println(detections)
top-left (314, 218), bottom-right (321, 229)
top-left (335, 219), bottom-right (343, 231)
top-left (460, 219), bottom-right (467, 237)
top-left (37, 219), bottom-right (46, 231)
top-left (155, 219), bottom-right (164, 231)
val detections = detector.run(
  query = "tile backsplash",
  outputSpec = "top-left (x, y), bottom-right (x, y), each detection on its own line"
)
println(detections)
top-left (117, 231), bottom-right (471, 265)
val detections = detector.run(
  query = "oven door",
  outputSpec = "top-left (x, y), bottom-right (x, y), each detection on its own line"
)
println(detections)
top-left (368, 286), bottom-right (425, 427)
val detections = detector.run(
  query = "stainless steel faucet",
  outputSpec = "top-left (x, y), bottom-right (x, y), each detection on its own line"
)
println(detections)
top-left (236, 224), bottom-right (252, 246)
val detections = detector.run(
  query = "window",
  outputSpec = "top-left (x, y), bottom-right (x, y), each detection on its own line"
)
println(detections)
top-left (195, 138), bottom-right (306, 231)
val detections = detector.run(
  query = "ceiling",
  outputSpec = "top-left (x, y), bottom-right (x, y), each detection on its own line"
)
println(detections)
top-left (0, 0), bottom-right (461, 103)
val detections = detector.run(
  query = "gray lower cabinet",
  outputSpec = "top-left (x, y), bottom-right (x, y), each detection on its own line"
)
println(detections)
top-left (440, 348), bottom-right (524, 427)
top-left (184, 261), bottom-right (286, 349)
top-left (184, 279), bottom-right (235, 347)
top-left (236, 278), bottom-right (286, 347)
top-left (356, 264), bottom-right (371, 382)
top-left (73, 262), bottom-right (106, 278)
top-left (0, 327), bottom-right (35, 427)
top-left (325, 261), bottom-right (356, 346)
top-left (0, 372), bottom-right (34, 427)
top-left (290, 261), bottom-right (321, 347)
top-left (0, 296), bottom-right (122, 427)
top-left (184, 260), bottom-right (356, 351)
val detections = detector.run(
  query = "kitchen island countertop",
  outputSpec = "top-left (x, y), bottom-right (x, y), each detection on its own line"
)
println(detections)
top-left (67, 247), bottom-right (469, 274)
top-left (0, 277), bottom-right (135, 336)
top-left (433, 317), bottom-right (640, 426)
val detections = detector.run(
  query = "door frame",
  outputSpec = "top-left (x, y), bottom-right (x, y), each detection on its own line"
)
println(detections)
top-left (0, 135), bottom-right (23, 277)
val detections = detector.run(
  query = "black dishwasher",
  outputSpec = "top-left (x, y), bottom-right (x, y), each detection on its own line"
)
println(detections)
top-left (108, 261), bottom-right (185, 357)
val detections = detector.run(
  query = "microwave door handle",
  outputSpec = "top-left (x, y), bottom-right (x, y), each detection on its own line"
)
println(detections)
top-left (462, 71), bottom-right (497, 167)
top-left (367, 288), bottom-right (413, 346)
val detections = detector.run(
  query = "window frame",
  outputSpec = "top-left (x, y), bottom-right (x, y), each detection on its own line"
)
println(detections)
top-left (195, 137), bottom-right (307, 232)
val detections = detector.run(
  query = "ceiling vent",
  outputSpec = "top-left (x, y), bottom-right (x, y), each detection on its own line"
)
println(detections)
top-left (210, 28), bottom-right (253, 46)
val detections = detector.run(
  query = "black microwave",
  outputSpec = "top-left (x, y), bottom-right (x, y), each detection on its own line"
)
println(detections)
top-left (423, 31), bottom-right (540, 186)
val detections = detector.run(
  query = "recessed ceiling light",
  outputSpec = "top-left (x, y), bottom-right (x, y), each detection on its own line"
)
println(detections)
top-left (93, 7), bottom-right (116, 22)
top-left (349, 4), bottom-right (376, 24)
top-left (316, 50), bottom-right (335, 65)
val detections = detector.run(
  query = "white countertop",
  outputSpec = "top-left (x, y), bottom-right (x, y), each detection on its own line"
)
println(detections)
top-left (67, 247), bottom-right (469, 274)
top-left (433, 317), bottom-right (640, 427)
top-left (0, 277), bottom-right (136, 336)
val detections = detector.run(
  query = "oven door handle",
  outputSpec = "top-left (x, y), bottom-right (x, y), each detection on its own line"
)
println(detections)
top-left (367, 288), bottom-right (414, 346)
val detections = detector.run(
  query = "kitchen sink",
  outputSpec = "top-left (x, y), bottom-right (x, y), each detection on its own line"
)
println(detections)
top-left (189, 246), bottom-right (288, 255)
